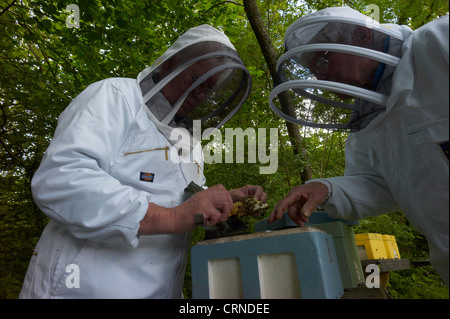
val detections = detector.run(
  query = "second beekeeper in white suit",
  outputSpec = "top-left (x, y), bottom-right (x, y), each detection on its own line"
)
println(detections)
top-left (269, 7), bottom-right (449, 287)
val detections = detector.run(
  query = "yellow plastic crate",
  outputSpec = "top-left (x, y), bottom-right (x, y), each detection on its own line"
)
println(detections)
top-left (382, 235), bottom-right (401, 259)
top-left (355, 233), bottom-right (388, 260)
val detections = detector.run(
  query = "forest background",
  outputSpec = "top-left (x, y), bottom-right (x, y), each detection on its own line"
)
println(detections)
top-left (0, 0), bottom-right (448, 299)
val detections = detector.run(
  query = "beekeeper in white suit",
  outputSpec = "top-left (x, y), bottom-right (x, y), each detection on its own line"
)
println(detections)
top-left (20, 25), bottom-right (265, 298)
top-left (269, 7), bottom-right (449, 287)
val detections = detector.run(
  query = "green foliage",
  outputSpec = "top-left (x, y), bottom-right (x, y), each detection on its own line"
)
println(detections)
top-left (0, 173), bottom-right (49, 298)
top-left (388, 267), bottom-right (449, 299)
top-left (354, 212), bottom-right (449, 298)
top-left (1, 0), bottom-right (448, 299)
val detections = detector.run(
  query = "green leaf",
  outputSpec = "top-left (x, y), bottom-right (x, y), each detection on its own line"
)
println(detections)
top-left (41, 19), bottom-right (53, 31)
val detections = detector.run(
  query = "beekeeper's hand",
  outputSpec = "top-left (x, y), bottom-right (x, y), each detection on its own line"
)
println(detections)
top-left (269, 182), bottom-right (329, 226)
top-left (229, 185), bottom-right (267, 203)
top-left (138, 184), bottom-right (233, 235)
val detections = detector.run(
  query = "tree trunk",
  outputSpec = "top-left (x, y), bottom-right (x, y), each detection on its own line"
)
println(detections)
top-left (243, 0), bottom-right (312, 183)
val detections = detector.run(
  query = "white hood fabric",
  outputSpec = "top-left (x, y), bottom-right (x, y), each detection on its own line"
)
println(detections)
top-left (20, 25), bottom-right (249, 298)
top-left (295, 8), bottom-right (449, 286)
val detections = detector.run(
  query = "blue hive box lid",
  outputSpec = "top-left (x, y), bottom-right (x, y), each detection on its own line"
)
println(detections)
top-left (255, 211), bottom-right (359, 232)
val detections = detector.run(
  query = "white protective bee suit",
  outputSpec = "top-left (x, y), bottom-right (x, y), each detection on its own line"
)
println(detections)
top-left (20, 25), bottom-right (251, 298)
top-left (270, 7), bottom-right (449, 286)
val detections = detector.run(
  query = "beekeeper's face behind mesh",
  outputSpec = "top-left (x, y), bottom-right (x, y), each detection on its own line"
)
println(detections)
top-left (269, 7), bottom-right (406, 131)
top-left (306, 27), bottom-right (383, 98)
top-left (159, 52), bottom-right (225, 118)
top-left (145, 41), bottom-right (251, 132)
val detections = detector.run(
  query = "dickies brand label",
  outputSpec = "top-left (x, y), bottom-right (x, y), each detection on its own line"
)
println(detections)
top-left (140, 172), bottom-right (155, 182)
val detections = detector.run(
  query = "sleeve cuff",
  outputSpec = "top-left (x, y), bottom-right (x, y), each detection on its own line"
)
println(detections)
top-left (305, 179), bottom-right (333, 208)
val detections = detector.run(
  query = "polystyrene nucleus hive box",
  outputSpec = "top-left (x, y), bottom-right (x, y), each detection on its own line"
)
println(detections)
top-left (355, 233), bottom-right (389, 260)
top-left (255, 211), bottom-right (364, 289)
top-left (191, 227), bottom-right (344, 299)
top-left (382, 234), bottom-right (401, 259)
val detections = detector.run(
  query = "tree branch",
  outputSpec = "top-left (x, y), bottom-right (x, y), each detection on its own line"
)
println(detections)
top-left (243, 0), bottom-right (312, 183)
top-left (0, 0), bottom-right (17, 16)
top-left (199, 1), bottom-right (243, 18)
